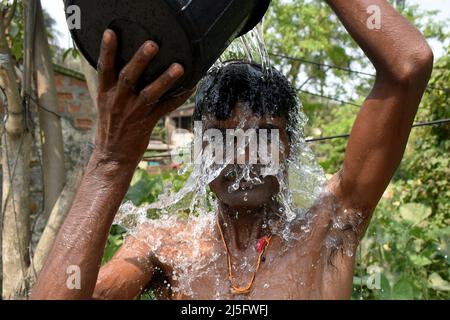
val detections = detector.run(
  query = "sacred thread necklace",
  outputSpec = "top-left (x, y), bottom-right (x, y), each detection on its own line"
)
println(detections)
top-left (216, 221), bottom-right (273, 295)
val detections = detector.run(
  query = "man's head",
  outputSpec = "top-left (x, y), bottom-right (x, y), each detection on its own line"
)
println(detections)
top-left (193, 61), bottom-right (300, 210)
top-left (194, 61), bottom-right (299, 139)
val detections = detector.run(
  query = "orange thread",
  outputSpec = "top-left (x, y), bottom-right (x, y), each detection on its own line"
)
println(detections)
top-left (217, 221), bottom-right (273, 295)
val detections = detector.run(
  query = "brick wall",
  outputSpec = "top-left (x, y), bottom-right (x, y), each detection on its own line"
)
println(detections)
top-left (32, 66), bottom-right (96, 218)
top-left (54, 65), bottom-right (96, 130)
top-left (0, 65), bottom-right (97, 232)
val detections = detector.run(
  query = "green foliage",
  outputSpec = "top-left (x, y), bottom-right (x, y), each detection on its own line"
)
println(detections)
top-left (308, 103), bottom-right (357, 173)
top-left (124, 169), bottom-right (164, 206)
top-left (1, 0), bottom-right (24, 60)
top-left (1, 0), bottom-right (66, 63)
top-left (265, 0), bottom-right (364, 91)
top-left (138, 290), bottom-right (157, 300)
top-left (351, 51), bottom-right (450, 300)
top-left (101, 225), bottom-right (126, 265)
top-left (62, 47), bottom-right (80, 62)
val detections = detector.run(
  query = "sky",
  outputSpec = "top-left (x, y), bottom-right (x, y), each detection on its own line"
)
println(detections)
top-left (42, 0), bottom-right (450, 57)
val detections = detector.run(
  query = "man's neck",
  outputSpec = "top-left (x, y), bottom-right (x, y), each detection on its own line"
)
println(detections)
top-left (216, 202), bottom-right (281, 253)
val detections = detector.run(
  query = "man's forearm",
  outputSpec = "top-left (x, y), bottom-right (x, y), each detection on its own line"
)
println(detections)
top-left (325, 0), bottom-right (432, 80)
top-left (31, 152), bottom-right (136, 299)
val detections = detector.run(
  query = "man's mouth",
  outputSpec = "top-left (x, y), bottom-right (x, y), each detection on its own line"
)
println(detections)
top-left (239, 180), bottom-right (258, 191)
top-left (223, 166), bottom-right (266, 191)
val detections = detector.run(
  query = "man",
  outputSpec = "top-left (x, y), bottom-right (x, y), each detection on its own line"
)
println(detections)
top-left (31, 0), bottom-right (433, 300)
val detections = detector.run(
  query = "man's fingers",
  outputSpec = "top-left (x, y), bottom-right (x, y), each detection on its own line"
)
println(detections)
top-left (97, 30), bottom-right (118, 93)
top-left (117, 41), bottom-right (159, 96)
top-left (149, 87), bottom-right (196, 120)
top-left (137, 63), bottom-right (185, 107)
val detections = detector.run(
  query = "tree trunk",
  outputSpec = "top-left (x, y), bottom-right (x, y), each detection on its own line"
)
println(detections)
top-left (80, 55), bottom-right (98, 111)
top-left (0, 17), bottom-right (32, 300)
top-left (34, 0), bottom-right (66, 221)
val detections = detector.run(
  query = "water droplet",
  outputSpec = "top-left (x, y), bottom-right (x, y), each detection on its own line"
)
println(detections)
top-left (345, 249), bottom-right (354, 257)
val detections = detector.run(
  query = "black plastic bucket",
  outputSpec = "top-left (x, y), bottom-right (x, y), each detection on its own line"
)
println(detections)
top-left (65, 0), bottom-right (271, 95)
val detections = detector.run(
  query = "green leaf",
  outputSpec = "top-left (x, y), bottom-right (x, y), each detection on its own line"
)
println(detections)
top-left (125, 169), bottom-right (163, 206)
top-left (399, 203), bottom-right (432, 225)
top-left (428, 273), bottom-right (450, 292)
top-left (102, 234), bottom-right (124, 265)
top-left (408, 253), bottom-right (432, 267)
top-left (427, 226), bottom-right (450, 238)
top-left (379, 273), bottom-right (392, 300)
top-left (130, 168), bottom-right (151, 186)
top-left (392, 277), bottom-right (415, 300)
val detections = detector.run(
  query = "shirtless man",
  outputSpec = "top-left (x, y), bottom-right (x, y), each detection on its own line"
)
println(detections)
top-left (31, 0), bottom-right (433, 300)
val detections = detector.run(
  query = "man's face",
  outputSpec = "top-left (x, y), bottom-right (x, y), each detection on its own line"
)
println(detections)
top-left (205, 103), bottom-right (290, 210)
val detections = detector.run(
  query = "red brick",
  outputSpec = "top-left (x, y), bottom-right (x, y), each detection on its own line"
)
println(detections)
top-left (75, 118), bottom-right (93, 130)
top-left (68, 104), bottom-right (81, 113)
top-left (58, 105), bottom-right (65, 113)
top-left (81, 99), bottom-right (95, 113)
top-left (78, 92), bottom-right (91, 101)
top-left (55, 75), bottom-right (65, 88)
top-left (57, 92), bottom-right (73, 101)
top-left (70, 78), bottom-right (88, 89)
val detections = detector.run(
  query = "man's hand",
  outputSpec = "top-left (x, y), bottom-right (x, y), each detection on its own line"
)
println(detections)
top-left (30, 30), bottom-right (195, 300)
top-left (94, 29), bottom-right (194, 167)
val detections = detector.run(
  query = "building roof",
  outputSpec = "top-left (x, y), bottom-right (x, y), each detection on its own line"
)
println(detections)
top-left (169, 103), bottom-right (195, 118)
top-left (53, 64), bottom-right (86, 81)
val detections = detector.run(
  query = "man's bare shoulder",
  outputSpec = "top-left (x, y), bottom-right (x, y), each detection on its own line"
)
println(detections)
top-left (130, 214), bottom-right (217, 266)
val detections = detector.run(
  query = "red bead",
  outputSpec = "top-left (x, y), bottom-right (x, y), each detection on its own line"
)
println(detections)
top-left (256, 238), bottom-right (266, 253)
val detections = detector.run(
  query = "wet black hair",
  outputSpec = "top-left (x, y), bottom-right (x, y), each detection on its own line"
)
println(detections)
top-left (193, 61), bottom-right (299, 140)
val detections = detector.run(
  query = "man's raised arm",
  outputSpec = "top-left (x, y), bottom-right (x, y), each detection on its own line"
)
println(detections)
top-left (325, 0), bottom-right (433, 224)
top-left (30, 30), bottom-right (193, 299)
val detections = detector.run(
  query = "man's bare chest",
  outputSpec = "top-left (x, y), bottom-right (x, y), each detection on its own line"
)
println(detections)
top-left (145, 195), bottom-right (359, 299)
top-left (152, 237), bottom-right (352, 300)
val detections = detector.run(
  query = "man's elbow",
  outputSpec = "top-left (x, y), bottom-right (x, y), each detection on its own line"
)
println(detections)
top-left (391, 44), bottom-right (434, 86)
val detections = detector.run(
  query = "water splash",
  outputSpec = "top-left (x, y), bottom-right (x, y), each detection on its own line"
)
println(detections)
top-left (218, 23), bottom-right (272, 78)
top-left (111, 23), bottom-right (355, 298)
top-left (116, 105), bottom-right (326, 236)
